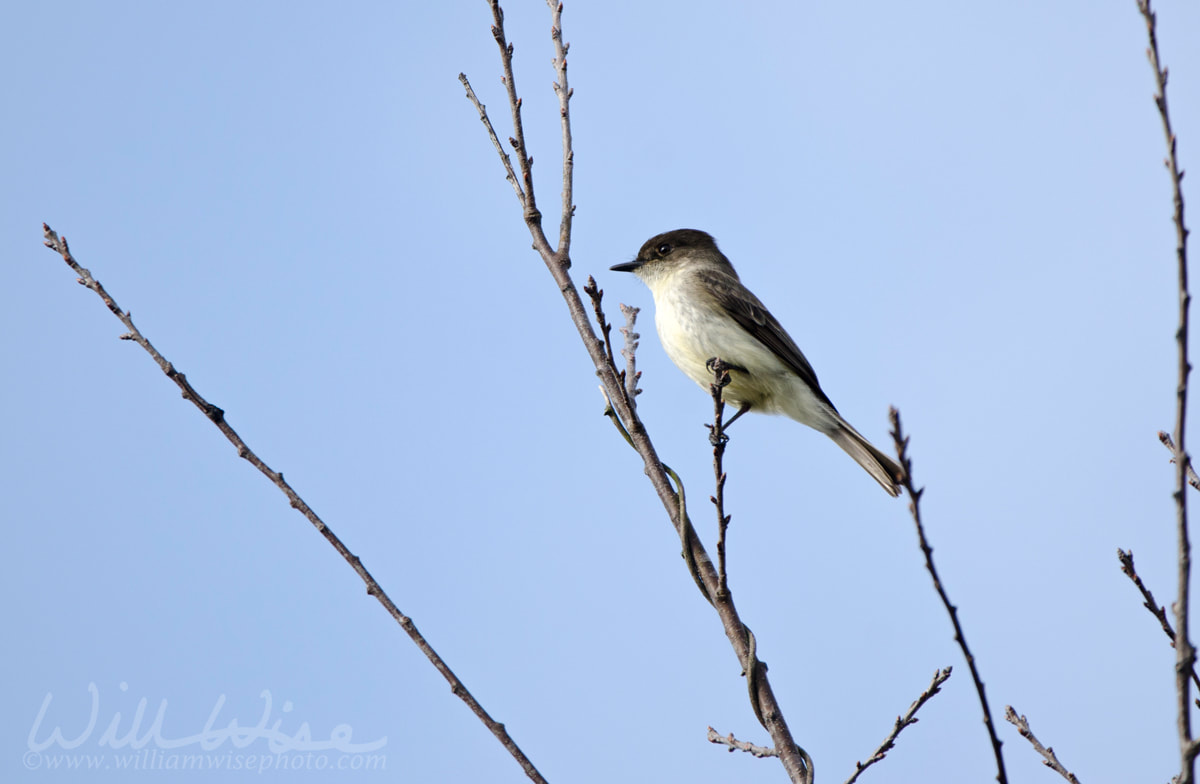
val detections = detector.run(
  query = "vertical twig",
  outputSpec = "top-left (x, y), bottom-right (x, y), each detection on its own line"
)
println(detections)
top-left (619, 304), bottom-right (641, 408)
top-left (1136, 2), bottom-right (1196, 779)
top-left (547, 0), bottom-right (574, 258)
top-left (889, 408), bottom-right (1007, 784)
top-left (489, 0), bottom-right (540, 225)
top-left (707, 361), bottom-right (733, 598)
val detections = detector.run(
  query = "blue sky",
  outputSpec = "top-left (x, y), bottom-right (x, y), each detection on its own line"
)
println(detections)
top-left (4, 1), bottom-right (1199, 782)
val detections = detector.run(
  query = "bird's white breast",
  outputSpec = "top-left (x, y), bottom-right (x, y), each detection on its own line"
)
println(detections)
top-left (646, 267), bottom-right (792, 412)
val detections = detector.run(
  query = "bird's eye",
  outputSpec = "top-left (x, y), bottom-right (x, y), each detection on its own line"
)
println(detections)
top-left (656, 243), bottom-right (672, 255)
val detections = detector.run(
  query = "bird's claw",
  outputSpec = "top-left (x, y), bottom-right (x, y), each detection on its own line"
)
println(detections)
top-left (706, 424), bottom-right (729, 447)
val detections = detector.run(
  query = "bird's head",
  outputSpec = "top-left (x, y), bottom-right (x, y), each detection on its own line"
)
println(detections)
top-left (611, 229), bottom-right (731, 285)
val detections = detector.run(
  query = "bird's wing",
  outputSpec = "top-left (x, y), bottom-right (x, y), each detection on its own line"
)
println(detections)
top-left (697, 267), bottom-right (837, 411)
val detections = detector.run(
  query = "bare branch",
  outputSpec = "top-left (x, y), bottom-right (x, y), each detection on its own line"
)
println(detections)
top-left (40, 225), bottom-right (550, 784)
top-left (1118, 547), bottom-right (1179, 641)
top-left (600, 372), bottom-right (809, 780)
top-left (619, 303), bottom-right (641, 406)
top-left (461, 4), bottom-right (812, 781)
top-left (546, 0), bottom-right (575, 257)
top-left (1118, 548), bottom-right (1200, 701)
top-left (1004, 707), bottom-right (1081, 784)
top-left (583, 281), bottom-right (643, 413)
top-left (707, 360), bottom-right (734, 598)
top-left (889, 408), bottom-right (1007, 784)
top-left (583, 276), bottom-right (618, 373)
top-left (457, 73), bottom-right (525, 206)
top-left (707, 727), bottom-right (779, 759)
top-left (843, 667), bottom-right (952, 784)
top-left (1136, 3), bottom-right (1195, 781)
top-left (488, 0), bottom-right (540, 225)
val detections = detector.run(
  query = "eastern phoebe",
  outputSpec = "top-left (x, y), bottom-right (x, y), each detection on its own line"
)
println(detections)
top-left (611, 229), bottom-right (904, 497)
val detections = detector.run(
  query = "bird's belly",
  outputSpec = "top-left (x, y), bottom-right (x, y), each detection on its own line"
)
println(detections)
top-left (655, 296), bottom-right (783, 410)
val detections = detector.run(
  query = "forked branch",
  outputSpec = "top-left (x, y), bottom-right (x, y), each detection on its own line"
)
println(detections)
top-left (460, 4), bottom-right (810, 780)
top-left (1136, 2), bottom-right (1195, 780)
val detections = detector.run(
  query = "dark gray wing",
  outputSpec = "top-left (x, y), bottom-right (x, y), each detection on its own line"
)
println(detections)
top-left (696, 267), bottom-right (837, 412)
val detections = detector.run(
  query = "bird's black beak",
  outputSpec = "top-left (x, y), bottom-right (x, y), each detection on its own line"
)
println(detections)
top-left (610, 260), bottom-right (643, 273)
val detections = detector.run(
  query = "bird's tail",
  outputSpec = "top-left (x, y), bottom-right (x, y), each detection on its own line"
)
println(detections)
top-left (827, 417), bottom-right (905, 497)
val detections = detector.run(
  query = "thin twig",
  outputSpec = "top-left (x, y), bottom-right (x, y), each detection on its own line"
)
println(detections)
top-left (889, 408), bottom-right (1007, 784)
top-left (457, 74), bottom-right (524, 205)
top-left (619, 304), bottom-right (641, 407)
top-left (583, 281), bottom-right (641, 410)
top-left (583, 276), bottom-right (617, 372)
top-left (1118, 547), bottom-right (1180, 640)
top-left (461, 4), bottom-right (811, 782)
top-left (1160, 431), bottom-right (1200, 492)
top-left (707, 727), bottom-right (779, 759)
top-left (707, 360), bottom-right (734, 598)
top-left (489, 0), bottom-right (540, 224)
top-left (546, 0), bottom-right (574, 258)
top-left (1004, 707), bottom-right (1081, 784)
top-left (1117, 548), bottom-right (1200, 699)
top-left (40, 225), bottom-right (549, 784)
top-left (1136, 2), bottom-right (1196, 780)
top-left (843, 667), bottom-right (953, 784)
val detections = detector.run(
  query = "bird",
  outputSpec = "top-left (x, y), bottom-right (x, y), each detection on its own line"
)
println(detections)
top-left (611, 228), bottom-right (904, 497)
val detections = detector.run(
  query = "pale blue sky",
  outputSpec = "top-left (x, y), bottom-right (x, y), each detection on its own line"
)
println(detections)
top-left (4, 1), bottom-right (1199, 781)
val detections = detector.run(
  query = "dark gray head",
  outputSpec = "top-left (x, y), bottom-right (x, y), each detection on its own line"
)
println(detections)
top-left (610, 229), bottom-right (736, 278)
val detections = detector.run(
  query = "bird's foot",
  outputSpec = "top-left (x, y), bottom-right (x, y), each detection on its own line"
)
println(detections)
top-left (706, 424), bottom-right (730, 447)
top-left (705, 357), bottom-right (748, 376)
